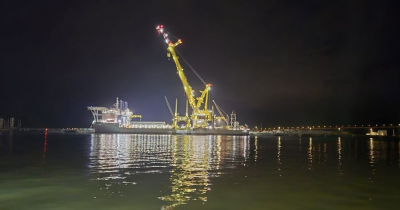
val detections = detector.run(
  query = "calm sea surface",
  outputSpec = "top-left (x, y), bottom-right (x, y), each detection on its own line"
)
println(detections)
top-left (1, 132), bottom-right (400, 209)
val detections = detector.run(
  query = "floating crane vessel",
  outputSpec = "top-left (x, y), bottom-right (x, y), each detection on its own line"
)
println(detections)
top-left (156, 25), bottom-right (248, 135)
top-left (86, 25), bottom-right (248, 135)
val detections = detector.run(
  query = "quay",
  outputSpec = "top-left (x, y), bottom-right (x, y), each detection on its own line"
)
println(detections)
top-left (0, 128), bottom-right (94, 134)
top-left (251, 125), bottom-right (400, 137)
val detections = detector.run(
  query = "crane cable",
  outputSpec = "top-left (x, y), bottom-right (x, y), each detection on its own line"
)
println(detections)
top-left (215, 101), bottom-right (229, 119)
top-left (167, 30), bottom-right (207, 86)
top-left (176, 50), bottom-right (207, 86)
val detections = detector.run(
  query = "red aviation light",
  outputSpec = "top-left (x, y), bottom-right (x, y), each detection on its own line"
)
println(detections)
top-left (178, 39), bottom-right (182, 43)
top-left (157, 25), bottom-right (176, 45)
top-left (156, 25), bottom-right (164, 34)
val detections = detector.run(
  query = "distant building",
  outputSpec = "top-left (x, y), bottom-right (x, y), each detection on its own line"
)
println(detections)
top-left (9, 117), bottom-right (15, 129)
top-left (0, 118), bottom-right (4, 129)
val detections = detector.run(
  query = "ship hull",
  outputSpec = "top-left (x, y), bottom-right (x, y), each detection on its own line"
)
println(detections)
top-left (93, 123), bottom-right (248, 135)
top-left (93, 123), bottom-right (174, 134)
top-left (175, 129), bottom-right (248, 135)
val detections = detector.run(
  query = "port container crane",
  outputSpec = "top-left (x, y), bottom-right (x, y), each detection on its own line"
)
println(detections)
top-left (156, 25), bottom-right (211, 129)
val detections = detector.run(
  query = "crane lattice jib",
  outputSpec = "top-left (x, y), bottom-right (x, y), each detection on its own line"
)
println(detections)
top-left (157, 25), bottom-right (212, 128)
top-left (166, 42), bottom-right (198, 110)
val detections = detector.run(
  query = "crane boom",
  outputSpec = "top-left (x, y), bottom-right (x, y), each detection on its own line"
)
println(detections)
top-left (212, 100), bottom-right (224, 118)
top-left (212, 100), bottom-right (229, 125)
top-left (157, 25), bottom-right (212, 128)
top-left (166, 39), bottom-right (198, 110)
top-left (196, 84), bottom-right (211, 109)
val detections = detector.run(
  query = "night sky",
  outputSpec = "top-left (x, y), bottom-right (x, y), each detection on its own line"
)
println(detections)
top-left (1, 0), bottom-right (399, 128)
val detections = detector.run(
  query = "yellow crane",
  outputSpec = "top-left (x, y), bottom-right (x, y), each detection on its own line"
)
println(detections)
top-left (212, 100), bottom-right (230, 129)
top-left (165, 96), bottom-right (190, 130)
top-left (157, 25), bottom-right (211, 129)
top-left (130, 114), bottom-right (142, 121)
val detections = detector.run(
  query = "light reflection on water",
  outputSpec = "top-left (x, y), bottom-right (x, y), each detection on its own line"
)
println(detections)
top-left (338, 137), bottom-right (342, 175)
top-left (88, 134), bottom-right (250, 208)
top-left (277, 137), bottom-right (281, 175)
top-left (1, 133), bottom-right (400, 209)
top-left (308, 137), bottom-right (313, 170)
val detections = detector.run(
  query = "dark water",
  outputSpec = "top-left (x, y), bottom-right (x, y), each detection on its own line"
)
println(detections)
top-left (1, 132), bottom-right (400, 209)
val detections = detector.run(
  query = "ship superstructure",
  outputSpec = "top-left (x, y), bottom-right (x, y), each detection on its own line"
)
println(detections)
top-left (88, 97), bottom-right (172, 133)
top-left (88, 97), bottom-right (133, 127)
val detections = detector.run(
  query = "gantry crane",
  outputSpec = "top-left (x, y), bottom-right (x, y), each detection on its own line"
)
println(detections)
top-left (156, 25), bottom-right (211, 129)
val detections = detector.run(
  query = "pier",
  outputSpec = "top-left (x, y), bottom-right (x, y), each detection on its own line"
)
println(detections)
top-left (251, 124), bottom-right (400, 137)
